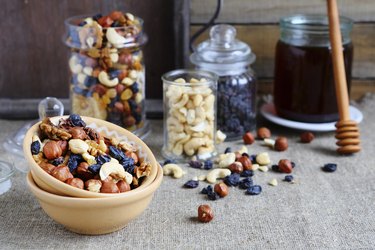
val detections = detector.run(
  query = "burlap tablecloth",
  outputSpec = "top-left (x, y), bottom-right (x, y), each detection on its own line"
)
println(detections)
top-left (1, 95), bottom-right (374, 249)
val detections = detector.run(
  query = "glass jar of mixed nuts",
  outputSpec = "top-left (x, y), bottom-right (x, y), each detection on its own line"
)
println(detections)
top-left (190, 24), bottom-right (257, 140)
top-left (162, 69), bottom-right (218, 161)
top-left (64, 11), bottom-right (149, 138)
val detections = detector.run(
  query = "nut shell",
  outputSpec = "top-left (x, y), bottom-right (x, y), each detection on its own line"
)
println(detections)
top-left (243, 132), bottom-right (255, 145)
top-left (300, 132), bottom-right (314, 143)
top-left (238, 156), bottom-right (252, 170)
top-left (43, 141), bottom-right (63, 160)
top-left (278, 159), bottom-right (293, 173)
top-left (214, 182), bottom-right (229, 197)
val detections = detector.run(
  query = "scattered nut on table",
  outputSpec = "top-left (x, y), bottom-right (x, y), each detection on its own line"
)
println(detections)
top-left (198, 204), bottom-right (214, 223)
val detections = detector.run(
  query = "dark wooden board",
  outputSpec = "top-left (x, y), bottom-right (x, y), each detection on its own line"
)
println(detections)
top-left (0, 0), bottom-right (188, 99)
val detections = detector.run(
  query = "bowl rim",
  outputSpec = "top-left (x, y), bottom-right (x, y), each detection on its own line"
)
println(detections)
top-left (23, 115), bottom-right (158, 198)
top-left (26, 165), bottom-right (163, 206)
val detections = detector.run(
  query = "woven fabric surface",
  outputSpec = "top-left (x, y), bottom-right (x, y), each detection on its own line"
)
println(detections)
top-left (0, 94), bottom-right (374, 249)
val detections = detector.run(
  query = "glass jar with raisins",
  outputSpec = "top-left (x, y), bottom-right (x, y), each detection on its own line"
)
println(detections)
top-left (190, 24), bottom-right (257, 140)
top-left (64, 11), bottom-right (149, 138)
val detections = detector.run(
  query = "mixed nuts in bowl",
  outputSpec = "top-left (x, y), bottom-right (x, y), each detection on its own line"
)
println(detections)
top-left (23, 115), bottom-right (158, 198)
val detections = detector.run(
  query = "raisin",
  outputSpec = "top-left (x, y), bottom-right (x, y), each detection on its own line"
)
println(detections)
top-left (224, 173), bottom-right (240, 187)
top-left (68, 114), bottom-right (86, 127)
top-left (188, 160), bottom-right (202, 169)
top-left (96, 154), bottom-right (111, 165)
top-left (224, 147), bottom-right (232, 154)
top-left (322, 163), bottom-right (337, 172)
top-left (203, 160), bottom-right (213, 170)
top-left (239, 177), bottom-right (253, 189)
top-left (31, 141), bottom-right (40, 155)
top-left (109, 146), bottom-right (126, 162)
top-left (88, 164), bottom-right (102, 174)
top-left (50, 156), bottom-right (64, 166)
top-left (240, 170), bottom-right (254, 177)
top-left (201, 185), bottom-right (213, 194)
top-left (67, 154), bottom-right (83, 173)
top-left (284, 175), bottom-right (294, 182)
top-left (207, 191), bottom-right (220, 200)
top-left (183, 180), bottom-right (199, 188)
top-left (246, 185), bottom-right (262, 195)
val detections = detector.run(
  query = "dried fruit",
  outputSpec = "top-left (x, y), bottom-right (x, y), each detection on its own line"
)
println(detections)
top-left (203, 160), bottom-right (213, 170)
top-left (322, 163), bottom-right (337, 172)
top-left (240, 170), bottom-right (254, 177)
top-left (239, 177), bottom-right (253, 189)
top-left (189, 160), bottom-right (203, 169)
top-left (275, 136), bottom-right (288, 151)
top-left (30, 141), bottom-right (40, 155)
top-left (283, 175), bottom-right (294, 182)
top-left (198, 204), bottom-right (214, 223)
top-left (246, 185), bottom-right (262, 195)
top-left (224, 173), bottom-right (240, 186)
top-left (183, 180), bottom-right (199, 188)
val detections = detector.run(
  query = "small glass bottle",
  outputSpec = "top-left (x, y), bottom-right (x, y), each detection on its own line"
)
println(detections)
top-left (162, 69), bottom-right (218, 161)
top-left (64, 12), bottom-right (149, 138)
top-left (274, 14), bottom-right (354, 123)
top-left (190, 24), bottom-right (257, 140)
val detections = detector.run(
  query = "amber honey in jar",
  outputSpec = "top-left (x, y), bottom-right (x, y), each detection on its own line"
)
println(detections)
top-left (273, 15), bottom-right (353, 123)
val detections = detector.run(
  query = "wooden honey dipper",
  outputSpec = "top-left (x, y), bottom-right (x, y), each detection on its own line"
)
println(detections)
top-left (327, 0), bottom-right (361, 154)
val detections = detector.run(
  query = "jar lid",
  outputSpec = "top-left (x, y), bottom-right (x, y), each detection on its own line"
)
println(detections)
top-left (190, 24), bottom-right (256, 74)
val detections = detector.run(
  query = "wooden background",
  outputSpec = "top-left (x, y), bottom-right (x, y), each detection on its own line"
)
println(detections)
top-left (0, 0), bottom-right (185, 100)
top-left (190, 0), bottom-right (375, 100)
top-left (1, 0), bottom-right (375, 118)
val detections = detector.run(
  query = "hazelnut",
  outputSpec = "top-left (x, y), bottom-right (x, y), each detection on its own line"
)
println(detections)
top-left (238, 156), bottom-right (252, 170)
top-left (300, 132), bottom-right (314, 143)
top-left (109, 10), bottom-right (123, 20)
top-left (85, 179), bottom-right (102, 193)
top-left (243, 132), bottom-right (255, 145)
top-left (100, 179), bottom-right (120, 193)
top-left (123, 116), bottom-right (136, 127)
top-left (43, 141), bottom-right (62, 160)
top-left (56, 140), bottom-right (68, 155)
top-left (70, 127), bottom-right (87, 140)
top-left (275, 136), bottom-right (288, 151)
top-left (198, 204), bottom-right (214, 223)
top-left (118, 52), bottom-right (132, 65)
top-left (116, 180), bottom-right (131, 193)
top-left (278, 159), bottom-right (293, 173)
top-left (39, 162), bottom-right (55, 174)
top-left (234, 152), bottom-right (242, 161)
top-left (126, 151), bottom-right (139, 164)
top-left (257, 127), bottom-right (271, 139)
top-left (228, 161), bottom-right (243, 173)
top-left (51, 165), bottom-right (73, 182)
top-left (76, 162), bottom-right (94, 180)
top-left (66, 178), bottom-right (84, 189)
top-left (214, 182), bottom-right (229, 197)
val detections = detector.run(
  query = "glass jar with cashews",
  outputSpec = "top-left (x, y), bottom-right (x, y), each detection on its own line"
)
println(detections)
top-left (64, 11), bottom-right (149, 139)
top-left (162, 69), bottom-right (218, 161)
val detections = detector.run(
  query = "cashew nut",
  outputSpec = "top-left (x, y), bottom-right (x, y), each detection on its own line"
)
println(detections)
top-left (69, 139), bottom-right (89, 154)
top-left (218, 152), bottom-right (236, 168)
top-left (83, 66), bottom-right (93, 76)
top-left (237, 146), bottom-right (248, 155)
top-left (106, 27), bottom-right (127, 46)
top-left (121, 77), bottom-right (134, 86)
top-left (216, 130), bottom-right (227, 144)
top-left (206, 169), bottom-right (231, 183)
top-left (68, 56), bottom-right (82, 74)
top-left (82, 152), bottom-right (97, 165)
top-left (110, 53), bottom-right (119, 63)
top-left (99, 162), bottom-right (133, 184)
top-left (256, 152), bottom-right (271, 166)
top-left (163, 164), bottom-right (186, 178)
top-left (264, 138), bottom-right (275, 148)
top-left (77, 73), bottom-right (87, 85)
top-left (98, 71), bottom-right (119, 87)
top-left (183, 138), bottom-right (206, 156)
top-left (258, 166), bottom-right (269, 172)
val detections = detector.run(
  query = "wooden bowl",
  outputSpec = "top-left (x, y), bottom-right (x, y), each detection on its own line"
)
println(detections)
top-left (23, 116), bottom-right (158, 198)
top-left (26, 166), bottom-right (162, 235)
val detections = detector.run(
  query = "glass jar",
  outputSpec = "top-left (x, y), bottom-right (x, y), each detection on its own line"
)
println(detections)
top-left (190, 24), bottom-right (256, 140)
top-left (162, 69), bottom-right (218, 161)
top-left (64, 12), bottom-right (149, 138)
top-left (274, 14), bottom-right (354, 123)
